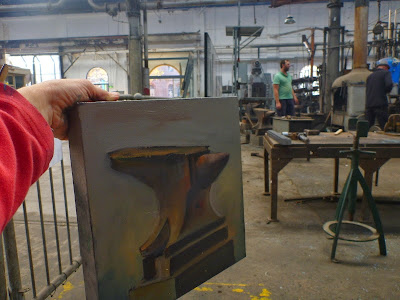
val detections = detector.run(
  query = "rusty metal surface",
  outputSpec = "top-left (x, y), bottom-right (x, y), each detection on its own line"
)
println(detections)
top-left (68, 97), bottom-right (245, 300)
top-left (353, 3), bottom-right (369, 68)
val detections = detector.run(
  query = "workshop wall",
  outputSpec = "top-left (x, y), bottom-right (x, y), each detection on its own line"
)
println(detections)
top-left (63, 52), bottom-right (128, 93)
top-left (1, 1), bottom-right (398, 95)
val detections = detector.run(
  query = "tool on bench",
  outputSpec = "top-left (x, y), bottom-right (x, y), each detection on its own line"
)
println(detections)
top-left (282, 131), bottom-right (311, 143)
top-left (334, 128), bottom-right (343, 135)
top-left (323, 119), bottom-right (386, 262)
top-left (304, 129), bottom-right (320, 136)
top-left (267, 129), bottom-right (320, 146)
top-left (266, 130), bottom-right (292, 145)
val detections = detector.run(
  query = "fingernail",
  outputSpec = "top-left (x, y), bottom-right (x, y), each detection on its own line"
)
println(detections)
top-left (109, 92), bottom-right (120, 100)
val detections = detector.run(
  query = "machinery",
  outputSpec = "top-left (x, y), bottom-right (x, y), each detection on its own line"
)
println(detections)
top-left (380, 57), bottom-right (400, 116)
top-left (239, 60), bottom-right (275, 138)
top-left (248, 60), bottom-right (268, 98)
top-left (331, 0), bottom-right (370, 130)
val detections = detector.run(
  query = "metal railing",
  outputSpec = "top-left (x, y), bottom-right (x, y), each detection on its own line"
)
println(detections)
top-left (1, 141), bottom-right (81, 300)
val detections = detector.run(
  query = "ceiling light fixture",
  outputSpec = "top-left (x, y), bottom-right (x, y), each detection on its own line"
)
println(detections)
top-left (284, 15), bottom-right (296, 24)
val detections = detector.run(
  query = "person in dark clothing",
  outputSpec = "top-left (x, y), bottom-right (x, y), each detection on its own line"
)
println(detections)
top-left (365, 60), bottom-right (393, 129)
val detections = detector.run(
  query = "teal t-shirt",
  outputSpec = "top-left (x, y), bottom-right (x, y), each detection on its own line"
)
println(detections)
top-left (273, 71), bottom-right (293, 99)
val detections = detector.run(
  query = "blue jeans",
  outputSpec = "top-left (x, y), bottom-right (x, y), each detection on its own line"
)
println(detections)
top-left (276, 99), bottom-right (295, 117)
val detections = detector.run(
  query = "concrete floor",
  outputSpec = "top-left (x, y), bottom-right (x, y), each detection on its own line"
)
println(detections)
top-left (11, 138), bottom-right (400, 299)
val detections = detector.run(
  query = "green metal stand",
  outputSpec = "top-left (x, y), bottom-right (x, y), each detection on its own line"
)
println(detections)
top-left (323, 120), bottom-right (387, 262)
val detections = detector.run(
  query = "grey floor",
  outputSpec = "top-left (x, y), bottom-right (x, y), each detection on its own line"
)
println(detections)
top-left (11, 139), bottom-right (400, 299)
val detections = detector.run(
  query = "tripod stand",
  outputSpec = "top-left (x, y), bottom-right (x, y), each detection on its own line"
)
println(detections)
top-left (323, 120), bottom-right (387, 262)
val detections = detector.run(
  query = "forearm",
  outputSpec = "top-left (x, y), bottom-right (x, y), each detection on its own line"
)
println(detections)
top-left (292, 89), bottom-right (297, 99)
top-left (273, 86), bottom-right (280, 105)
top-left (0, 84), bottom-right (53, 233)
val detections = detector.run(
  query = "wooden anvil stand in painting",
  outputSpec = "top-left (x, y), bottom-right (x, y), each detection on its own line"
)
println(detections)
top-left (109, 146), bottom-right (234, 297)
top-left (68, 98), bottom-right (245, 300)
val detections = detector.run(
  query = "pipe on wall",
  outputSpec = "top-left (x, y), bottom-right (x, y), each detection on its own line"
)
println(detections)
top-left (0, 0), bottom-right (66, 12)
top-left (87, 0), bottom-right (127, 16)
top-left (0, 0), bottom-right (267, 14)
top-left (141, 0), bottom-right (261, 9)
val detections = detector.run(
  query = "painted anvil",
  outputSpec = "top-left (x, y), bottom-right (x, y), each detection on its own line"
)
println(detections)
top-left (109, 146), bottom-right (230, 281)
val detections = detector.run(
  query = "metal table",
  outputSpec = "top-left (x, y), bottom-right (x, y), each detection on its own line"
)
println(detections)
top-left (263, 132), bottom-right (400, 222)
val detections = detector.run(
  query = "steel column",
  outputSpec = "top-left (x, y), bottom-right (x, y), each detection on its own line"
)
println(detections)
top-left (324, 0), bottom-right (342, 114)
top-left (127, 0), bottom-right (143, 94)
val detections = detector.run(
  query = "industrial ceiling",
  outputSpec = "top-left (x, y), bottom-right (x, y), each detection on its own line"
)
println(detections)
top-left (0, 0), bottom-right (365, 18)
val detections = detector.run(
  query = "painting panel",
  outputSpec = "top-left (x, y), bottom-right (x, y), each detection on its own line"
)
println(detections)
top-left (68, 97), bottom-right (245, 299)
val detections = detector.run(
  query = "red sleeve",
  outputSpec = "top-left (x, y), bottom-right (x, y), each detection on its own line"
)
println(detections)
top-left (0, 83), bottom-right (54, 233)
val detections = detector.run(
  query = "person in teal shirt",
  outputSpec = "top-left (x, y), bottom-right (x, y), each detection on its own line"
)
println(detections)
top-left (273, 59), bottom-right (299, 116)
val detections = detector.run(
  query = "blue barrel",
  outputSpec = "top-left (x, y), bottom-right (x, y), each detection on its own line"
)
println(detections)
top-left (380, 57), bottom-right (400, 84)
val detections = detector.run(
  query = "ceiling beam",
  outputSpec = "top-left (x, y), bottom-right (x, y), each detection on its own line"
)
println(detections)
top-left (0, 33), bottom-right (201, 55)
top-left (270, 0), bottom-right (326, 8)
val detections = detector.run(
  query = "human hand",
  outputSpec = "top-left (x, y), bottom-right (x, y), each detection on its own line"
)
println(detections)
top-left (294, 96), bottom-right (299, 105)
top-left (18, 79), bottom-right (119, 139)
top-left (276, 102), bottom-right (282, 110)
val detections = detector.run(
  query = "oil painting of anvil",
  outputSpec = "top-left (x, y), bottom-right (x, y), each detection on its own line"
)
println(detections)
top-left (68, 98), bottom-right (245, 300)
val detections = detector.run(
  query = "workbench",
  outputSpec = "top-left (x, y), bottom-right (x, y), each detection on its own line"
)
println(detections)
top-left (263, 132), bottom-right (400, 221)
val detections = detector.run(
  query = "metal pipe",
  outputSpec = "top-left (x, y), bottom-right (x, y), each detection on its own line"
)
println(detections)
top-left (377, 0), bottom-right (381, 21)
top-left (143, 0), bottom-right (150, 95)
top-left (205, 33), bottom-right (209, 97)
top-left (3, 220), bottom-right (24, 300)
top-left (238, 0), bottom-right (241, 27)
top-left (353, 0), bottom-right (369, 69)
top-left (388, 9), bottom-right (392, 39)
top-left (49, 168), bottom-right (62, 275)
top-left (34, 257), bottom-right (82, 300)
top-left (310, 28), bottom-right (315, 77)
top-left (0, 235), bottom-right (7, 300)
top-left (320, 27), bottom-right (327, 113)
top-left (36, 181), bottom-right (50, 285)
top-left (59, 48), bottom-right (65, 78)
top-left (87, 0), bottom-right (106, 10)
top-left (340, 26), bottom-right (345, 72)
top-left (0, 0), bottom-right (65, 12)
top-left (50, 55), bottom-right (57, 79)
top-left (0, 0), bottom-right (265, 14)
top-left (141, 0), bottom-right (261, 9)
top-left (60, 159), bottom-right (73, 265)
top-left (252, 42), bottom-right (324, 48)
top-left (22, 201), bottom-right (37, 297)
top-left (394, 9), bottom-right (398, 56)
top-left (87, 0), bottom-right (127, 15)
top-left (32, 56), bottom-right (37, 84)
top-left (270, 27), bottom-right (324, 38)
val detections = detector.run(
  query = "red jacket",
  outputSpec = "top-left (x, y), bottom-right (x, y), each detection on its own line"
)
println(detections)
top-left (0, 83), bottom-right (54, 233)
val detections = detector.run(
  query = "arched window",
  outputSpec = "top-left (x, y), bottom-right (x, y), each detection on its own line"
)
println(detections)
top-left (87, 67), bottom-right (109, 91)
top-left (149, 65), bottom-right (181, 98)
